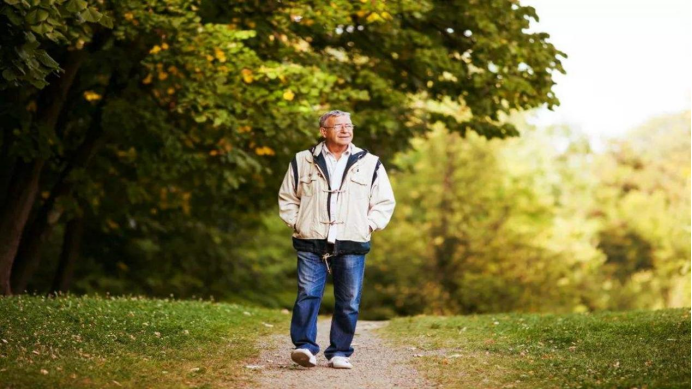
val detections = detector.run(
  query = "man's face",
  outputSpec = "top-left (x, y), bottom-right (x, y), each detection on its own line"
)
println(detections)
top-left (320, 115), bottom-right (353, 148)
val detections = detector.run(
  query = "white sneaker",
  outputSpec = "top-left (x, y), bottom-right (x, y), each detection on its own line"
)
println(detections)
top-left (328, 356), bottom-right (353, 369)
top-left (291, 348), bottom-right (317, 367)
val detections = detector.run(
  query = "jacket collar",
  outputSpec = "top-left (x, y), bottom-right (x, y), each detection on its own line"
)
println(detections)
top-left (311, 141), bottom-right (363, 158)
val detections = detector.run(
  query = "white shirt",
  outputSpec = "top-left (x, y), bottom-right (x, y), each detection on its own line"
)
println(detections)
top-left (322, 143), bottom-right (353, 243)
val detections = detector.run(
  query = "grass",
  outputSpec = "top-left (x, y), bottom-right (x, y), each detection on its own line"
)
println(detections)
top-left (0, 295), bottom-right (289, 388)
top-left (379, 308), bottom-right (691, 388)
top-left (3, 296), bottom-right (688, 388)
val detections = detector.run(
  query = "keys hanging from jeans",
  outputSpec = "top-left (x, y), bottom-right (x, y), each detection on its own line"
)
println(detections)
top-left (322, 252), bottom-right (333, 274)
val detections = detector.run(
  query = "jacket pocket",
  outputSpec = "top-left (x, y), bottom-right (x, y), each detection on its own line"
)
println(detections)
top-left (299, 174), bottom-right (317, 197)
top-left (349, 173), bottom-right (370, 200)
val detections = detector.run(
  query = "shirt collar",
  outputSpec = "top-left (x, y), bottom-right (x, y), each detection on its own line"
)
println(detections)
top-left (322, 142), bottom-right (353, 158)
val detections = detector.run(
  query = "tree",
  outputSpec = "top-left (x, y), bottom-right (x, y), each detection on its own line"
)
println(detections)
top-left (0, 0), bottom-right (565, 294)
top-left (592, 111), bottom-right (691, 309)
top-left (362, 120), bottom-right (605, 316)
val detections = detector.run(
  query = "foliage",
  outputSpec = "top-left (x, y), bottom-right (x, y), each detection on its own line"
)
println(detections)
top-left (364, 120), bottom-right (605, 317)
top-left (0, 0), bottom-right (113, 89)
top-left (592, 111), bottom-right (691, 309)
top-left (1, 0), bottom-right (566, 296)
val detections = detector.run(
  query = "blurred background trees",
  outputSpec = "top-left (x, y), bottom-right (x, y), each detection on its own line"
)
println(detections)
top-left (1, 0), bottom-right (688, 317)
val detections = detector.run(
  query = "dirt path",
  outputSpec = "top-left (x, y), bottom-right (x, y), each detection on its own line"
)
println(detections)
top-left (243, 316), bottom-right (434, 388)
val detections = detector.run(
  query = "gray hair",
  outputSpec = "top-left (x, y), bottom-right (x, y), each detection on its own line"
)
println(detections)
top-left (319, 110), bottom-right (351, 128)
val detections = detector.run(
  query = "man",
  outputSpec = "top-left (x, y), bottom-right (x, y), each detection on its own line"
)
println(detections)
top-left (278, 110), bottom-right (396, 369)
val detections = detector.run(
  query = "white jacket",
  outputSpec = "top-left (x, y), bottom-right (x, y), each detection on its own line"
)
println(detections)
top-left (278, 142), bottom-right (395, 255)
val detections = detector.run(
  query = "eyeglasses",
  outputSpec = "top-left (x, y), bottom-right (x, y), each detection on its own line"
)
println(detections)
top-left (323, 124), bottom-right (355, 131)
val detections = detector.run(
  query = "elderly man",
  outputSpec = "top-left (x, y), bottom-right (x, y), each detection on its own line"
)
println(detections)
top-left (278, 110), bottom-right (396, 369)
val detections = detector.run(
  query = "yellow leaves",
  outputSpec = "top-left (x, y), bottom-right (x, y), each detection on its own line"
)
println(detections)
top-left (217, 138), bottom-right (233, 152)
top-left (282, 89), bottom-right (295, 101)
top-left (241, 69), bottom-right (254, 83)
top-left (41, 191), bottom-right (50, 199)
top-left (166, 87), bottom-right (175, 95)
top-left (142, 74), bottom-right (153, 84)
top-left (105, 219), bottom-right (119, 230)
top-left (124, 12), bottom-right (134, 21)
top-left (441, 71), bottom-right (458, 82)
top-left (290, 38), bottom-right (311, 53)
top-left (158, 72), bottom-right (168, 81)
top-left (366, 11), bottom-right (392, 23)
top-left (255, 146), bottom-right (275, 156)
top-left (214, 48), bottom-right (226, 62)
top-left (150, 43), bottom-right (169, 55)
top-left (209, 139), bottom-right (233, 157)
top-left (206, 54), bottom-right (214, 62)
top-left (84, 91), bottom-right (102, 102)
top-left (366, 13), bottom-right (382, 23)
top-left (182, 192), bottom-right (191, 215)
top-left (238, 125), bottom-right (252, 133)
top-left (116, 147), bottom-right (137, 160)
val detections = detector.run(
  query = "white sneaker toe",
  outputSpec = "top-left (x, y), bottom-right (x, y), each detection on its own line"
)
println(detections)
top-left (328, 356), bottom-right (353, 369)
top-left (291, 348), bottom-right (317, 367)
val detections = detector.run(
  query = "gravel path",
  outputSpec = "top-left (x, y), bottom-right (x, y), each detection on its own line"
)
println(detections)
top-left (244, 316), bottom-right (434, 388)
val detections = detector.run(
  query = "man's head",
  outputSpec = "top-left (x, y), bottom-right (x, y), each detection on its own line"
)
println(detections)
top-left (319, 110), bottom-right (354, 148)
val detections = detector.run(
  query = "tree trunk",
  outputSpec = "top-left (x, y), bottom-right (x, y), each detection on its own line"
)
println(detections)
top-left (11, 115), bottom-right (105, 293)
top-left (10, 206), bottom-right (63, 293)
top-left (0, 50), bottom-right (86, 295)
top-left (0, 124), bottom-right (17, 208)
top-left (51, 216), bottom-right (84, 294)
top-left (0, 160), bottom-right (44, 295)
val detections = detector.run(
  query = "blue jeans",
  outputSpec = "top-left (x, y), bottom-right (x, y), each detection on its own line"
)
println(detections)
top-left (290, 250), bottom-right (366, 359)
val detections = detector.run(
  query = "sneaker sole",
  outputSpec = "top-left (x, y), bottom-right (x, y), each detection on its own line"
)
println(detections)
top-left (291, 351), bottom-right (316, 367)
top-left (328, 362), bottom-right (353, 369)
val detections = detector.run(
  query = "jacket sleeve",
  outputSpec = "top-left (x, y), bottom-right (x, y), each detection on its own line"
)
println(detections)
top-left (367, 162), bottom-right (396, 233)
top-left (278, 161), bottom-right (300, 230)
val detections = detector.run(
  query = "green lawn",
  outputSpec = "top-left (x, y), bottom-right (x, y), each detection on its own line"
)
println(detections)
top-left (3, 296), bottom-right (689, 388)
top-left (379, 308), bottom-right (691, 388)
top-left (0, 295), bottom-right (289, 388)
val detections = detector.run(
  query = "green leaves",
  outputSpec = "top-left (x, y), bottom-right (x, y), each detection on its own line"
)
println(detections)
top-left (0, 0), bottom-right (112, 90)
top-left (79, 6), bottom-right (101, 23)
top-left (64, 0), bottom-right (87, 13)
top-left (25, 8), bottom-right (49, 24)
top-left (34, 49), bottom-right (59, 67)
